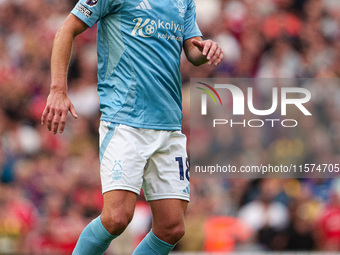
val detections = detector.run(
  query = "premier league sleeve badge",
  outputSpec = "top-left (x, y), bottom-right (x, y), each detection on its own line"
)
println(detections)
top-left (84, 0), bottom-right (98, 7)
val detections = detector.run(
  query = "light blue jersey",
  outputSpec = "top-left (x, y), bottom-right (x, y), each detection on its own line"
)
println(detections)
top-left (71, 0), bottom-right (202, 130)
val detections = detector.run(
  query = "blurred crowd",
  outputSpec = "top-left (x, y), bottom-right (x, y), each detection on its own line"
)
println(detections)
top-left (1, 0), bottom-right (340, 254)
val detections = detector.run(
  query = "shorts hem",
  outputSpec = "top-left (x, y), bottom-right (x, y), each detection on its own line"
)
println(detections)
top-left (145, 194), bottom-right (190, 202)
top-left (102, 185), bottom-right (141, 195)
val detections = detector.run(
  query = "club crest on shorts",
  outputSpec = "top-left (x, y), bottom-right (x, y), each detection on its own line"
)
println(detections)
top-left (112, 160), bottom-right (123, 180)
top-left (84, 0), bottom-right (98, 7)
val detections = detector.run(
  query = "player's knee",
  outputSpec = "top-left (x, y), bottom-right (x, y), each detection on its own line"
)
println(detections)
top-left (101, 214), bottom-right (130, 235)
top-left (169, 224), bottom-right (185, 242)
top-left (101, 210), bottom-right (133, 235)
top-left (156, 220), bottom-right (185, 244)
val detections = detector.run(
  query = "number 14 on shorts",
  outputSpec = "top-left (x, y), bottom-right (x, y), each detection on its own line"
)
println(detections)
top-left (175, 157), bottom-right (190, 181)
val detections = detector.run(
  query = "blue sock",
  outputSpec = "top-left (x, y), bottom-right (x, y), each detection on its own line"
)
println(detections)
top-left (73, 216), bottom-right (118, 255)
top-left (132, 230), bottom-right (175, 255)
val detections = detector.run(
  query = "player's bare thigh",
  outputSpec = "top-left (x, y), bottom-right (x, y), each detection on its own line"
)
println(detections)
top-left (149, 199), bottom-right (188, 244)
top-left (101, 190), bottom-right (137, 235)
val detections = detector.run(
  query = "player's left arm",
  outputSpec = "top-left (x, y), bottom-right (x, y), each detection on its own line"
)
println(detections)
top-left (183, 36), bottom-right (223, 66)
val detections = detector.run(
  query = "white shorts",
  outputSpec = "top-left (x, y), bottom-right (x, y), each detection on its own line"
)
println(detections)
top-left (99, 121), bottom-right (190, 201)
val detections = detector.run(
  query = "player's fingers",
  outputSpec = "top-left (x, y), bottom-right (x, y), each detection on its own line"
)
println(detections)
top-left (206, 43), bottom-right (218, 62)
top-left (52, 109), bottom-right (61, 135)
top-left (70, 104), bottom-right (78, 119)
top-left (202, 40), bottom-right (212, 56)
top-left (208, 47), bottom-right (222, 65)
top-left (214, 51), bottom-right (224, 66)
top-left (41, 106), bottom-right (50, 125)
top-left (46, 108), bottom-right (55, 131)
top-left (59, 110), bottom-right (68, 134)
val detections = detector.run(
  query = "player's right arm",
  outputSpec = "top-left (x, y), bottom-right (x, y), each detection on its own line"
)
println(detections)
top-left (41, 14), bottom-right (88, 134)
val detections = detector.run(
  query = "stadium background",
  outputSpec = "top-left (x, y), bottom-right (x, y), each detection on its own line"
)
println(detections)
top-left (1, 0), bottom-right (340, 254)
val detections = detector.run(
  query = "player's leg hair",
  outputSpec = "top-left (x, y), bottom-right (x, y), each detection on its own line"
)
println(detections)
top-left (73, 190), bottom-right (137, 255)
top-left (132, 199), bottom-right (188, 255)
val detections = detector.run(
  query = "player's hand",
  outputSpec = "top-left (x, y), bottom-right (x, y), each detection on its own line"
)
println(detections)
top-left (191, 39), bottom-right (223, 66)
top-left (41, 89), bottom-right (78, 134)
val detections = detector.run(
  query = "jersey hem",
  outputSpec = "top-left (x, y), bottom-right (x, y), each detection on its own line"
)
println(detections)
top-left (100, 117), bottom-right (182, 131)
top-left (183, 33), bottom-right (203, 42)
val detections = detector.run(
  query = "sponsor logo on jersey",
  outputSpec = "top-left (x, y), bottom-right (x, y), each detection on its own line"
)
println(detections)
top-left (84, 0), bottom-right (98, 7)
top-left (131, 18), bottom-right (157, 37)
top-left (136, 0), bottom-right (152, 10)
top-left (76, 3), bottom-right (92, 18)
top-left (131, 17), bottom-right (184, 41)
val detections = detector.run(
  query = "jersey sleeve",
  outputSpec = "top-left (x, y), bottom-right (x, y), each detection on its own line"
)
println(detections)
top-left (71, 0), bottom-right (123, 27)
top-left (183, 0), bottom-right (202, 41)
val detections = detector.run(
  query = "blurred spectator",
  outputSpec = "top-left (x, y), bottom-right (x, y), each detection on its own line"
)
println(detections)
top-left (202, 216), bottom-right (253, 252)
top-left (238, 179), bottom-right (290, 250)
top-left (0, 184), bottom-right (37, 254)
top-left (317, 179), bottom-right (340, 251)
